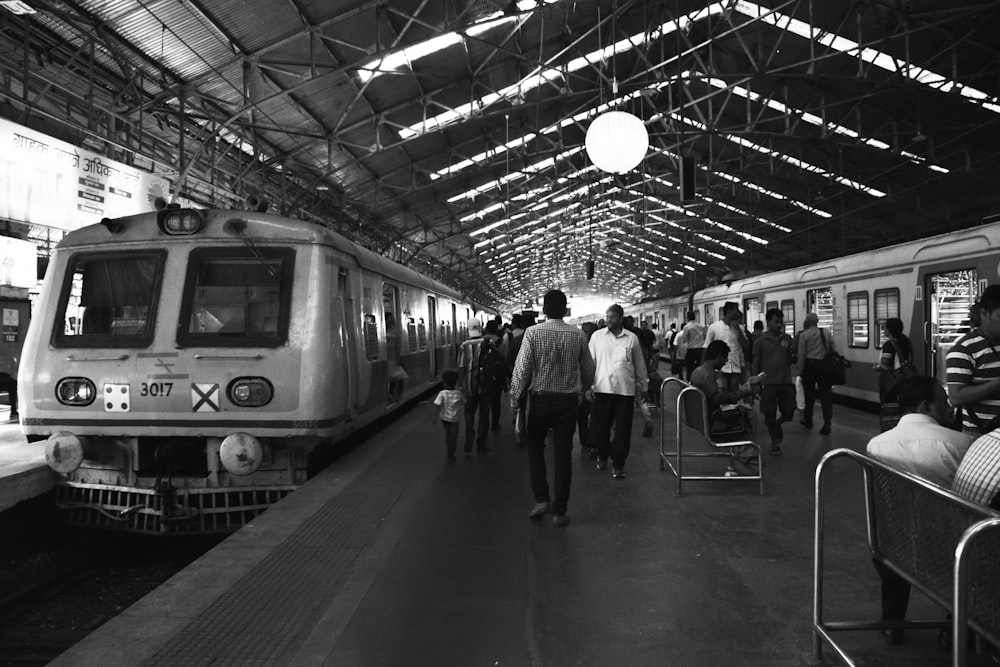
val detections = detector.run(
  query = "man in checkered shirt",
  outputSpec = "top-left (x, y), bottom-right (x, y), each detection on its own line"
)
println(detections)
top-left (510, 289), bottom-right (595, 528)
top-left (952, 428), bottom-right (1000, 509)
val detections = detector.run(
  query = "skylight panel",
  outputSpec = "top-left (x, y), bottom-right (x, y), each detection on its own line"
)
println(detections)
top-left (734, 1), bottom-right (1000, 115)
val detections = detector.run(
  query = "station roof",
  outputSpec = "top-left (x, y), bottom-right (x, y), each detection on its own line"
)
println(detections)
top-left (1, 0), bottom-right (998, 313)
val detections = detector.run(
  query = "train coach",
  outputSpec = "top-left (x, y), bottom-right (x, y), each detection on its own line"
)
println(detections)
top-left (630, 219), bottom-right (1000, 405)
top-left (19, 205), bottom-right (490, 534)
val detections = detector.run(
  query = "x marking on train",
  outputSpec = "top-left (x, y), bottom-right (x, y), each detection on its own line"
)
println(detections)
top-left (191, 383), bottom-right (220, 412)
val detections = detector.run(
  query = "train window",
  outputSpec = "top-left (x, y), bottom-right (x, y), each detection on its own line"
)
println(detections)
top-left (780, 300), bottom-right (795, 336)
top-left (807, 288), bottom-right (834, 330)
top-left (744, 297), bottom-right (762, 329)
top-left (383, 284), bottom-right (400, 359)
top-left (178, 248), bottom-right (293, 347)
top-left (439, 320), bottom-right (448, 346)
top-left (406, 317), bottom-right (418, 352)
top-left (54, 252), bottom-right (165, 348)
top-left (847, 291), bottom-right (869, 348)
top-left (704, 303), bottom-right (714, 325)
top-left (766, 300), bottom-right (778, 312)
top-left (363, 314), bottom-right (379, 360)
top-left (417, 318), bottom-right (428, 350)
top-left (874, 288), bottom-right (901, 349)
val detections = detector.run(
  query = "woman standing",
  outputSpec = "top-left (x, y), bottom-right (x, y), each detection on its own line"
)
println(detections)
top-left (876, 317), bottom-right (914, 431)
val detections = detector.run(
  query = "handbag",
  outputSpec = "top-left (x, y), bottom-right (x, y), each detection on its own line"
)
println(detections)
top-left (709, 404), bottom-right (753, 440)
top-left (820, 329), bottom-right (849, 385)
top-left (878, 361), bottom-right (916, 403)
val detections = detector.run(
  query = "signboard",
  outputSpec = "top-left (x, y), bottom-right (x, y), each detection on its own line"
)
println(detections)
top-left (0, 236), bottom-right (37, 288)
top-left (0, 117), bottom-right (171, 231)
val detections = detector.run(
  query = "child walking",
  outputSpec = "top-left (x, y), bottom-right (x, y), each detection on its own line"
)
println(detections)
top-left (432, 370), bottom-right (465, 461)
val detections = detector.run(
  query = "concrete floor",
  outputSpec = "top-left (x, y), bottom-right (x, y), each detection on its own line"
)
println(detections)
top-left (44, 375), bottom-right (983, 666)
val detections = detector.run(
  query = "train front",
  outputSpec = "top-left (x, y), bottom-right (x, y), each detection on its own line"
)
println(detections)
top-left (20, 208), bottom-right (328, 534)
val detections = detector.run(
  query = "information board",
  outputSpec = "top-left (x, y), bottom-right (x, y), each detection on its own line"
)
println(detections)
top-left (0, 117), bottom-right (171, 231)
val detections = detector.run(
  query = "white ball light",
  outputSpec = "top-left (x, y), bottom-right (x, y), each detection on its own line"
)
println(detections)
top-left (585, 111), bottom-right (649, 173)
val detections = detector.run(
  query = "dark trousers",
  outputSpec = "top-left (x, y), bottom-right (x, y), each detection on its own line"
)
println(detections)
top-left (590, 393), bottom-right (635, 468)
top-left (802, 359), bottom-right (833, 425)
top-left (489, 389), bottom-right (502, 429)
top-left (576, 398), bottom-right (592, 448)
top-left (683, 348), bottom-right (702, 382)
top-left (0, 372), bottom-right (16, 415)
top-left (464, 391), bottom-right (494, 451)
top-left (526, 393), bottom-right (578, 516)
top-left (759, 384), bottom-right (796, 444)
top-left (872, 558), bottom-right (910, 621)
top-left (442, 420), bottom-right (459, 457)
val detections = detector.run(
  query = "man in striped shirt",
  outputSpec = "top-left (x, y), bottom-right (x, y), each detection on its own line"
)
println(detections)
top-left (510, 289), bottom-right (596, 528)
top-left (946, 285), bottom-right (1000, 436)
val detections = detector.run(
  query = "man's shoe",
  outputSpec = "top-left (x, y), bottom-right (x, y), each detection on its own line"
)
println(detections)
top-left (800, 419), bottom-right (813, 429)
top-left (612, 468), bottom-right (625, 479)
top-left (528, 502), bottom-right (551, 519)
top-left (769, 445), bottom-right (782, 456)
top-left (819, 424), bottom-right (831, 435)
top-left (596, 458), bottom-right (608, 470)
top-left (552, 514), bottom-right (570, 528)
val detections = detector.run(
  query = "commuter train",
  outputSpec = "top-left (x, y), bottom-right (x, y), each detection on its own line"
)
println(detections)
top-left (629, 219), bottom-right (1000, 406)
top-left (20, 206), bottom-right (491, 534)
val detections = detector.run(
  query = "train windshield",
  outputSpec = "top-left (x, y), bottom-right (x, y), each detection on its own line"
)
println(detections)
top-left (54, 252), bottom-right (165, 347)
top-left (178, 247), bottom-right (294, 347)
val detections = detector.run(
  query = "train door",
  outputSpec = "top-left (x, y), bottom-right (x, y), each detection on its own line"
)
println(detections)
top-left (337, 269), bottom-right (357, 421)
top-left (428, 295), bottom-right (438, 378)
top-left (925, 269), bottom-right (978, 382)
top-left (383, 283), bottom-right (403, 403)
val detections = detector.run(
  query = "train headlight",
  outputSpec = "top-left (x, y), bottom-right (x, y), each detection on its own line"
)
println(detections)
top-left (56, 378), bottom-right (97, 406)
top-left (158, 209), bottom-right (204, 235)
top-left (227, 377), bottom-right (273, 407)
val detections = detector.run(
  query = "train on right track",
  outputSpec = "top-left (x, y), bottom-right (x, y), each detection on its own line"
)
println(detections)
top-left (628, 220), bottom-right (1000, 405)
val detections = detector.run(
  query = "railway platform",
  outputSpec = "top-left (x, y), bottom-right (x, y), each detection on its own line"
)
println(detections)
top-left (39, 379), bottom-right (975, 666)
top-left (0, 404), bottom-right (52, 513)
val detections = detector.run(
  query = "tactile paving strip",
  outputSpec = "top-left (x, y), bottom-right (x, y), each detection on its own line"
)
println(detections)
top-left (145, 439), bottom-right (423, 666)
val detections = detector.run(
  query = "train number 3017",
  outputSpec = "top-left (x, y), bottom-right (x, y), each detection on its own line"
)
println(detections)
top-left (140, 382), bottom-right (173, 397)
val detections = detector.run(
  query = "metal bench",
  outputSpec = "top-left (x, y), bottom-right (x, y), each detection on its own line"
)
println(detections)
top-left (814, 448), bottom-right (1000, 666)
top-left (657, 376), bottom-right (764, 496)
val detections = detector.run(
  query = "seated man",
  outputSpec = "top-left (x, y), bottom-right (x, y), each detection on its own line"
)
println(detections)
top-left (952, 427), bottom-right (1000, 510)
top-left (865, 374), bottom-right (974, 644)
top-left (690, 340), bottom-right (761, 438)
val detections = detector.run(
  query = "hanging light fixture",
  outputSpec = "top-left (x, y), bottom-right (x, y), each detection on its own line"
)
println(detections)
top-left (585, 110), bottom-right (649, 174)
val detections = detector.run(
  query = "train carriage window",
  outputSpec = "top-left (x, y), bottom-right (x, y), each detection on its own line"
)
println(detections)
top-left (847, 291), bottom-right (870, 348)
top-left (54, 252), bottom-right (165, 348)
top-left (406, 317), bottom-right (418, 352)
top-left (178, 248), bottom-right (293, 347)
top-left (874, 288), bottom-right (901, 349)
top-left (363, 314), bottom-right (379, 360)
top-left (780, 300), bottom-right (795, 336)
top-left (704, 303), bottom-right (714, 325)
top-left (417, 318), bottom-right (428, 350)
top-left (807, 288), bottom-right (834, 330)
top-left (766, 301), bottom-right (778, 311)
top-left (744, 297), bottom-right (762, 329)
top-left (439, 320), bottom-right (448, 346)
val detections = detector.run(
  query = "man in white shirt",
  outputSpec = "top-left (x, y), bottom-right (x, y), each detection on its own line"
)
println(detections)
top-left (703, 302), bottom-right (747, 392)
top-left (586, 304), bottom-right (648, 479)
top-left (865, 374), bottom-right (974, 644)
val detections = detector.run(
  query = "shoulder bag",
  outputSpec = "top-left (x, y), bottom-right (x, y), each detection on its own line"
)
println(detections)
top-left (820, 329), bottom-right (850, 385)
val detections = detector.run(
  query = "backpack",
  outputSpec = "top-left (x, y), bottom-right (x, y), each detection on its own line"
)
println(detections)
top-left (475, 339), bottom-right (508, 392)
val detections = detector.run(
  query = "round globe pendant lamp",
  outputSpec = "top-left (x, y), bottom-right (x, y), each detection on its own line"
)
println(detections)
top-left (585, 111), bottom-right (649, 173)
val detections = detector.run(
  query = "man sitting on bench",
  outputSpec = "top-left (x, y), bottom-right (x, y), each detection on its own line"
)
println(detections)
top-left (690, 340), bottom-right (763, 438)
top-left (865, 374), bottom-right (974, 644)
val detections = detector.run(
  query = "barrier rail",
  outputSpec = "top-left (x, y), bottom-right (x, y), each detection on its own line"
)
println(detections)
top-left (813, 448), bottom-right (1000, 665)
